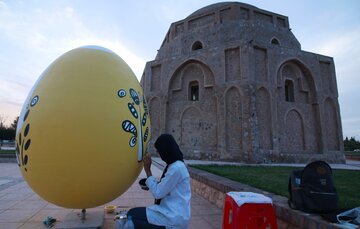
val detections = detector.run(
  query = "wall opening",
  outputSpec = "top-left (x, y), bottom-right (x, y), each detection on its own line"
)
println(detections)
top-left (285, 79), bottom-right (294, 102)
top-left (192, 41), bottom-right (203, 50)
top-left (271, 38), bottom-right (280, 45)
top-left (189, 81), bottom-right (199, 101)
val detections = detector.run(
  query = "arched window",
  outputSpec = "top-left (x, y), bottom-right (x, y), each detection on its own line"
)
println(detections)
top-left (285, 80), bottom-right (294, 102)
top-left (192, 41), bottom-right (203, 51)
top-left (189, 81), bottom-right (199, 101)
top-left (271, 38), bottom-right (280, 45)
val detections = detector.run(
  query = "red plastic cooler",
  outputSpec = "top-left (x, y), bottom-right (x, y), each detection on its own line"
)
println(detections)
top-left (222, 192), bottom-right (278, 229)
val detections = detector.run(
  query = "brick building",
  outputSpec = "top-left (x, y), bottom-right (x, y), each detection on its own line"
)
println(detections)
top-left (141, 2), bottom-right (345, 163)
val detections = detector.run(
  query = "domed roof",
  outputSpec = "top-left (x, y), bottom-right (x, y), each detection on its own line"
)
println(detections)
top-left (186, 1), bottom-right (258, 19)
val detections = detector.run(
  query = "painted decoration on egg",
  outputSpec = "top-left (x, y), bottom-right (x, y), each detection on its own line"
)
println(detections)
top-left (16, 95), bottom-right (40, 172)
top-left (118, 88), bottom-right (149, 162)
top-left (15, 46), bottom-right (151, 209)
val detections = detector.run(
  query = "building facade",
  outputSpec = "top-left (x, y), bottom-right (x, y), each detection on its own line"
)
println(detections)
top-left (141, 2), bottom-right (345, 163)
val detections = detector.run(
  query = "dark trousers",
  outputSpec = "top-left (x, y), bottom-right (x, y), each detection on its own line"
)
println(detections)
top-left (127, 207), bottom-right (165, 229)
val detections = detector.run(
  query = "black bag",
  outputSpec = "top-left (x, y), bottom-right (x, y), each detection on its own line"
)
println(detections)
top-left (288, 161), bottom-right (338, 213)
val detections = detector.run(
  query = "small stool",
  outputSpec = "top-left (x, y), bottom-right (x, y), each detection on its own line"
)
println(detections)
top-left (222, 192), bottom-right (278, 229)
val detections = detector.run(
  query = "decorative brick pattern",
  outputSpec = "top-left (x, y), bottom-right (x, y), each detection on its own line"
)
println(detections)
top-left (141, 2), bottom-right (345, 164)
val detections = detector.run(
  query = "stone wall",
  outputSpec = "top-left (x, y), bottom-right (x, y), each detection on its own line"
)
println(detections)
top-left (141, 2), bottom-right (345, 163)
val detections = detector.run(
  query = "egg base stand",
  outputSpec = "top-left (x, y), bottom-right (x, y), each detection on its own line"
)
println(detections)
top-left (56, 208), bottom-right (104, 229)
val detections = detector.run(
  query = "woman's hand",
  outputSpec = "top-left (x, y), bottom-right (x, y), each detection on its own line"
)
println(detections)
top-left (143, 153), bottom-right (152, 177)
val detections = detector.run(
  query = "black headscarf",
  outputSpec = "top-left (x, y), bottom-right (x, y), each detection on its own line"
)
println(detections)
top-left (153, 134), bottom-right (184, 205)
top-left (154, 134), bottom-right (183, 165)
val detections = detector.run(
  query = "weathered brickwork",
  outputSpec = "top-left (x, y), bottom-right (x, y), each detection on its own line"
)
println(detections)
top-left (141, 2), bottom-right (345, 163)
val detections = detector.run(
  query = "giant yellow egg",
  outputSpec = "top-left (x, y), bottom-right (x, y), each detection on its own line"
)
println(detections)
top-left (15, 46), bottom-right (151, 209)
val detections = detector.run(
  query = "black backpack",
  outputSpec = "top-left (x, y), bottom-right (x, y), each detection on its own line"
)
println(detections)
top-left (288, 160), bottom-right (338, 213)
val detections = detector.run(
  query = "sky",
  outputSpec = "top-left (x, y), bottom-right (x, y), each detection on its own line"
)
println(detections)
top-left (0, 0), bottom-right (359, 139)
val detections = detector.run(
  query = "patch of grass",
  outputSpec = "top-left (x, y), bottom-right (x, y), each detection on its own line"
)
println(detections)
top-left (0, 150), bottom-right (15, 154)
top-left (191, 164), bottom-right (360, 209)
top-left (344, 151), bottom-right (360, 156)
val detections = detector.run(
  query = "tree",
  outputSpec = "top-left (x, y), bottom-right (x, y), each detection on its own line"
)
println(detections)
top-left (0, 114), bottom-right (7, 129)
top-left (0, 116), bottom-right (17, 141)
top-left (10, 116), bottom-right (19, 130)
top-left (344, 137), bottom-right (360, 151)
